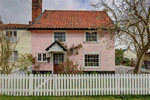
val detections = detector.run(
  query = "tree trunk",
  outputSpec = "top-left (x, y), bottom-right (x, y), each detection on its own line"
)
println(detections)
top-left (134, 54), bottom-right (145, 74)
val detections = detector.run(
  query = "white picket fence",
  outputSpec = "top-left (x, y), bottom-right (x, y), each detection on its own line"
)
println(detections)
top-left (0, 74), bottom-right (150, 96)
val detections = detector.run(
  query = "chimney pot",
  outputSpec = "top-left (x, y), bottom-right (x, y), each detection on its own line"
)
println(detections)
top-left (29, 21), bottom-right (32, 25)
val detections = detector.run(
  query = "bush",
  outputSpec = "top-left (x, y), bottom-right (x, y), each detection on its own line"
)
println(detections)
top-left (115, 49), bottom-right (124, 65)
top-left (123, 58), bottom-right (131, 66)
top-left (57, 58), bottom-right (84, 74)
top-left (91, 71), bottom-right (99, 74)
top-left (46, 72), bottom-right (51, 76)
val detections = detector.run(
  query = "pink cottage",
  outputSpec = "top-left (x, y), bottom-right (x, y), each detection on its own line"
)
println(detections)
top-left (29, 0), bottom-right (115, 74)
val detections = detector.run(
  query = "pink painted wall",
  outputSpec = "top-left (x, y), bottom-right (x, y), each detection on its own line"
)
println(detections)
top-left (31, 30), bottom-right (115, 72)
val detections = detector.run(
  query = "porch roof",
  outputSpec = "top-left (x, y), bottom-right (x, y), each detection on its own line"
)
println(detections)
top-left (45, 40), bottom-right (67, 52)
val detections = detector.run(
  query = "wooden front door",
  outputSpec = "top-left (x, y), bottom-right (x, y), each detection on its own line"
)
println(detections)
top-left (53, 53), bottom-right (64, 74)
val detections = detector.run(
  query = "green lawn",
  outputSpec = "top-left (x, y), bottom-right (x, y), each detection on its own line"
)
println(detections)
top-left (0, 95), bottom-right (150, 100)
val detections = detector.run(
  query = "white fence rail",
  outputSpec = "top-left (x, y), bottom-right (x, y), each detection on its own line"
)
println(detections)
top-left (0, 74), bottom-right (150, 96)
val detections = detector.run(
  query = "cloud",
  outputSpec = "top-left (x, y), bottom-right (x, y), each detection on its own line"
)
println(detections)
top-left (0, 0), bottom-right (103, 24)
top-left (43, 0), bottom-right (88, 10)
top-left (0, 0), bottom-right (31, 24)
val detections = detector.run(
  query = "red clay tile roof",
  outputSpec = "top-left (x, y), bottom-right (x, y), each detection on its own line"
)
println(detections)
top-left (3, 23), bottom-right (29, 29)
top-left (30, 10), bottom-right (114, 29)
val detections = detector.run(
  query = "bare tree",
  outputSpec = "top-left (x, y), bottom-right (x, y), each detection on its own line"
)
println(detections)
top-left (91, 0), bottom-right (150, 74)
top-left (0, 25), bottom-right (19, 74)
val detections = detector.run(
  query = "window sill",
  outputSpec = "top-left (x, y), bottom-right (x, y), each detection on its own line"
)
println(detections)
top-left (37, 61), bottom-right (47, 63)
top-left (83, 41), bottom-right (99, 44)
top-left (9, 61), bottom-right (17, 63)
top-left (53, 41), bottom-right (67, 43)
top-left (10, 41), bottom-right (17, 43)
top-left (84, 67), bottom-right (101, 69)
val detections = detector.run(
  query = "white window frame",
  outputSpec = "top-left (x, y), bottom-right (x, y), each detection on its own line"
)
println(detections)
top-left (37, 52), bottom-right (47, 62)
top-left (84, 31), bottom-right (99, 43)
top-left (9, 50), bottom-right (18, 62)
top-left (52, 30), bottom-right (67, 43)
top-left (83, 52), bottom-right (101, 68)
top-left (5, 30), bottom-right (18, 42)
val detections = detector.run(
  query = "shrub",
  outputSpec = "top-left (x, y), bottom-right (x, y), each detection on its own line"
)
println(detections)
top-left (46, 72), bottom-right (51, 76)
top-left (115, 49), bottom-right (124, 65)
top-left (123, 58), bottom-right (131, 66)
top-left (91, 71), bottom-right (99, 74)
top-left (57, 58), bottom-right (84, 74)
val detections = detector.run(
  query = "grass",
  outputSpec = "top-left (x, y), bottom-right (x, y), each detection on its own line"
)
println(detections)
top-left (0, 95), bottom-right (150, 100)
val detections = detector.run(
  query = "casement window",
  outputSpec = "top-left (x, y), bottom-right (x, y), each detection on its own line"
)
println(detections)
top-left (85, 32), bottom-right (97, 42)
top-left (37, 53), bottom-right (47, 62)
top-left (84, 52), bottom-right (100, 68)
top-left (54, 32), bottom-right (66, 42)
top-left (9, 51), bottom-right (18, 62)
top-left (6, 31), bottom-right (17, 42)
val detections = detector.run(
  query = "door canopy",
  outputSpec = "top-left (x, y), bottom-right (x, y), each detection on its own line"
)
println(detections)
top-left (45, 40), bottom-right (67, 52)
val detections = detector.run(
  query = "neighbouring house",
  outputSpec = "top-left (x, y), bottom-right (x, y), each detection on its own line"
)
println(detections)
top-left (29, 0), bottom-right (115, 74)
top-left (122, 48), bottom-right (137, 67)
top-left (144, 50), bottom-right (150, 70)
top-left (122, 48), bottom-right (137, 60)
top-left (0, 23), bottom-right (32, 73)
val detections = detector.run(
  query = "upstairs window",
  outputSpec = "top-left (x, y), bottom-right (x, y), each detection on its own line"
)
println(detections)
top-left (9, 51), bottom-right (18, 62)
top-left (6, 31), bottom-right (17, 42)
top-left (54, 32), bottom-right (66, 42)
top-left (37, 53), bottom-right (47, 62)
top-left (85, 32), bottom-right (97, 42)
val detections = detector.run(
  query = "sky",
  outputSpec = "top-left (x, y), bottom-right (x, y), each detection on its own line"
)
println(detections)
top-left (0, 0), bottom-right (101, 24)
top-left (0, 0), bottom-right (127, 49)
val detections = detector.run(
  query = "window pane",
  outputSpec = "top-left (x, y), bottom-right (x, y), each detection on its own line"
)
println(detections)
top-left (95, 59), bottom-right (98, 62)
top-left (6, 31), bottom-right (9, 36)
top-left (85, 63), bottom-right (87, 66)
top-left (43, 53), bottom-right (46, 61)
top-left (14, 31), bottom-right (17, 36)
top-left (10, 31), bottom-right (12, 36)
top-left (85, 55), bottom-right (87, 58)
top-left (38, 54), bottom-right (41, 61)
top-left (14, 51), bottom-right (18, 61)
top-left (85, 59), bottom-right (87, 62)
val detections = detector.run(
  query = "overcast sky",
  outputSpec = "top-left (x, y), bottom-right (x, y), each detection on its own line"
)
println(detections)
top-left (0, 0), bottom-right (127, 49)
top-left (0, 0), bottom-right (101, 24)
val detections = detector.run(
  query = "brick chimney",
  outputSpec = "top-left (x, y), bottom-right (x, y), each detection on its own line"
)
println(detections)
top-left (32, 0), bottom-right (42, 22)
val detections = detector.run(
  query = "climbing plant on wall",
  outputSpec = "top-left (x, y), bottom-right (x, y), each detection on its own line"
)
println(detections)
top-left (58, 39), bottom-right (82, 56)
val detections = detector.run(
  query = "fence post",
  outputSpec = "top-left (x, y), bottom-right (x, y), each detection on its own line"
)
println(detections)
top-left (29, 74), bottom-right (33, 96)
top-left (53, 74), bottom-right (57, 96)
